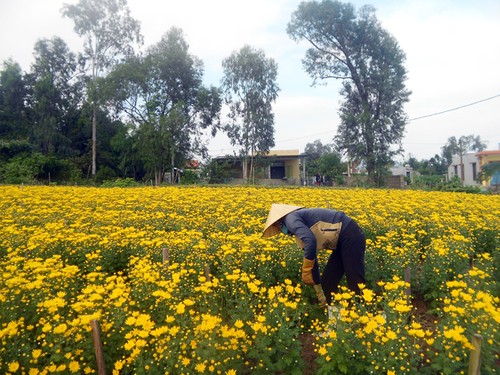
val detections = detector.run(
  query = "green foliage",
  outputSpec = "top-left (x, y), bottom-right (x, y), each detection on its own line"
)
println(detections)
top-left (410, 175), bottom-right (446, 190)
top-left (0, 153), bottom-right (44, 184)
top-left (39, 156), bottom-right (73, 181)
top-left (94, 165), bottom-right (118, 183)
top-left (0, 139), bottom-right (32, 161)
top-left (304, 140), bottom-right (345, 184)
top-left (27, 37), bottom-right (81, 157)
top-left (0, 152), bottom-right (81, 184)
top-left (472, 229), bottom-right (497, 256)
top-left (100, 178), bottom-right (140, 187)
top-left (206, 158), bottom-right (239, 183)
top-left (0, 60), bottom-right (30, 139)
top-left (407, 154), bottom-right (448, 176)
top-left (479, 161), bottom-right (500, 184)
top-left (179, 169), bottom-right (201, 185)
top-left (434, 176), bottom-right (481, 194)
top-left (104, 27), bottom-right (221, 185)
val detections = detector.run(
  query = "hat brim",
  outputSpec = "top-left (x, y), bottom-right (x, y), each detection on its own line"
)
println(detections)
top-left (262, 204), bottom-right (304, 237)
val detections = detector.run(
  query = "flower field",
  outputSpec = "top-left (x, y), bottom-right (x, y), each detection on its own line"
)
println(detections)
top-left (0, 185), bottom-right (498, 375)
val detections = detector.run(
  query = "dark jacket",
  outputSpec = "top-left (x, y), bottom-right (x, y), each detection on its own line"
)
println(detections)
top-left (283, 208), bottom-right (351, 260)
top-left (284, 208), bottom-right (351, 284)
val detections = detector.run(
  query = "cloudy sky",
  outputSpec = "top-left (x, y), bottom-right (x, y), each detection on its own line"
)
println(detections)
top-left (1, 0), bottom-right (499, 160)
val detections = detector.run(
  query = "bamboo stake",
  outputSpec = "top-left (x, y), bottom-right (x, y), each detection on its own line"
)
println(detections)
top-left (91, 320), bottom-right (107, 375)
top-left (204, 263), bottom-right (212, 282)
top-left (162, 247), bottom-right (170, 265)
top-left (404, 267), bottom-right (411, 296)
top-left (468, 333), bottom-right (483, 375)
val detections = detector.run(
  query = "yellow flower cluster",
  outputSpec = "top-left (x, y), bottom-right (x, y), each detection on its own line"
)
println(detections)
top-left (0, 185), bottom-right (498, 374)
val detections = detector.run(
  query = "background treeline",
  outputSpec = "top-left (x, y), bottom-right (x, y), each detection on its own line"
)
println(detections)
top-left (0, 0), bottom-right (280, 186)
top-left (0, 25), bottom-right (223, 185)
top-left (0, 44), bottom-right (489, 187)
top-left (0, 0), bottom-right (493, 188)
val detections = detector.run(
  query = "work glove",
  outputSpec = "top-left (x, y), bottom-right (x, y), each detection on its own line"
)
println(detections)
top-left (301, 258), bottom-right (316, 286)
top-left (314, 284), bottom-right (328, 308)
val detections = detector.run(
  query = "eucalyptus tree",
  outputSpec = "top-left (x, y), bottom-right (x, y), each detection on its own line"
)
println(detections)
top-left (287, 1), bottom-right (411, 185)
top-left (104, 27), bottom-right (221, 185)
top-left (221, 45), bottom-right (279, 183)
top-left (0, 60), bottom-right (29, 140)
top-left (62, 0), bottom-right (142, 177)
top-left (26, 37), bottom-right (82, 157)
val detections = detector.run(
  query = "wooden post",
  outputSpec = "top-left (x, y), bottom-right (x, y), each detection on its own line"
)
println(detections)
top-left (404, 267), bottom-right (411, 296)
top-left (162, 247), bottom-right (170, 265)
top-left (204, 264), bottom-right (212, 282)
top-left (91, 320), bottom-right (107, 375)
top-left (468, 333), bottom-right (483, 375)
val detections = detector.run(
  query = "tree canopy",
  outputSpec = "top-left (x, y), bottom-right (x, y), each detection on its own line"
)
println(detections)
top-left (287, 0), bottom-right (411, 185)
top-left (0, 60), bottom-right (29, 140)
top-left (304, 140), bottom-right (344, 184)
top-left (26, 37), bottom-right (82, 157)
top-left (441, 134), bottom-right (487, 165)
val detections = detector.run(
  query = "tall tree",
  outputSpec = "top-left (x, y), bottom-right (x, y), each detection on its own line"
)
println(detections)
top-left (221, 45), bottom-right (279, 183)
top-left (62, 0), bottom-right (142, 177)
top-left (441, 134), bottom-right (486, 183)
top-left (287, 1), bottom-right (411, 186)
top-left (0, 60), bottom-right (29, 140)
top-left (26, 37), bottom-right (81, 156)
top-left (104, 27), bottom-right (221, 185)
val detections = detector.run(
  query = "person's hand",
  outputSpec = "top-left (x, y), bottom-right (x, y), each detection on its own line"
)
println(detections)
top-left (313, 284), bottom-right (327, 308)
top-left (301, 258), bottom-right (315, 285)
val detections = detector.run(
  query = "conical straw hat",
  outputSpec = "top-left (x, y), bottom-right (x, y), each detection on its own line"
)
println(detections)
top-left (262, 203), bottom-right (304, 237)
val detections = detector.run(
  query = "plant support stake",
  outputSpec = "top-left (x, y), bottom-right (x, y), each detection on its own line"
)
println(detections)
top-left (91, 320), bottom-right (107, 375)
top-left (468, 333), bottom-right (483, 375)
top-left (162, 247), bottom-right (170, 265)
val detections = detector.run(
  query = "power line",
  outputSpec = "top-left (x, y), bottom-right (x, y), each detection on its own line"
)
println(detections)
top-left (208, 129), bottom-right (336, 154)
top-left (209, 93), bottom-right (500, 155)
top-left (409, 93), bottom-right (500, 122)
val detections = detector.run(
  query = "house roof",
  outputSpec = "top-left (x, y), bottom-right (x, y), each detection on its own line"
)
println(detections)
top-left (216, 150), bottom-right (306, 160)
top-left (265, 149), bottom-right (300, 156)
top-left (185, 160), bottom-right (200, 169)
top-left (476, 150), bottom-right (500, 156)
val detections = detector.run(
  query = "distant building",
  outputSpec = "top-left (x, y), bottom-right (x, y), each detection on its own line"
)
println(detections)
top-left (211, 149), bottom-right (307, 185)
top-left (447, 149), bottom-right (500, 188)
top-left (390, 164), bottom-right (418, 186)
top-left (448, 153), bottom-right (480, 186)
top-left (476, 150), bottom-right (500, 188)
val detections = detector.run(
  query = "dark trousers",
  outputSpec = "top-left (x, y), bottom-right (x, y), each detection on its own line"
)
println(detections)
top-left (320, 220), bottom-right (366, 304)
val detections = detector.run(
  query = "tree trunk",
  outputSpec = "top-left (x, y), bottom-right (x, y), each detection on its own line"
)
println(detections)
top-left (250, 153), bottom-right (254, 184)
top-left (242, 155), bottom-right (248, 183)
top-left (92, 103), bottom-right (97, 177)
top-left (91, 54), bottom-right (97, 178)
